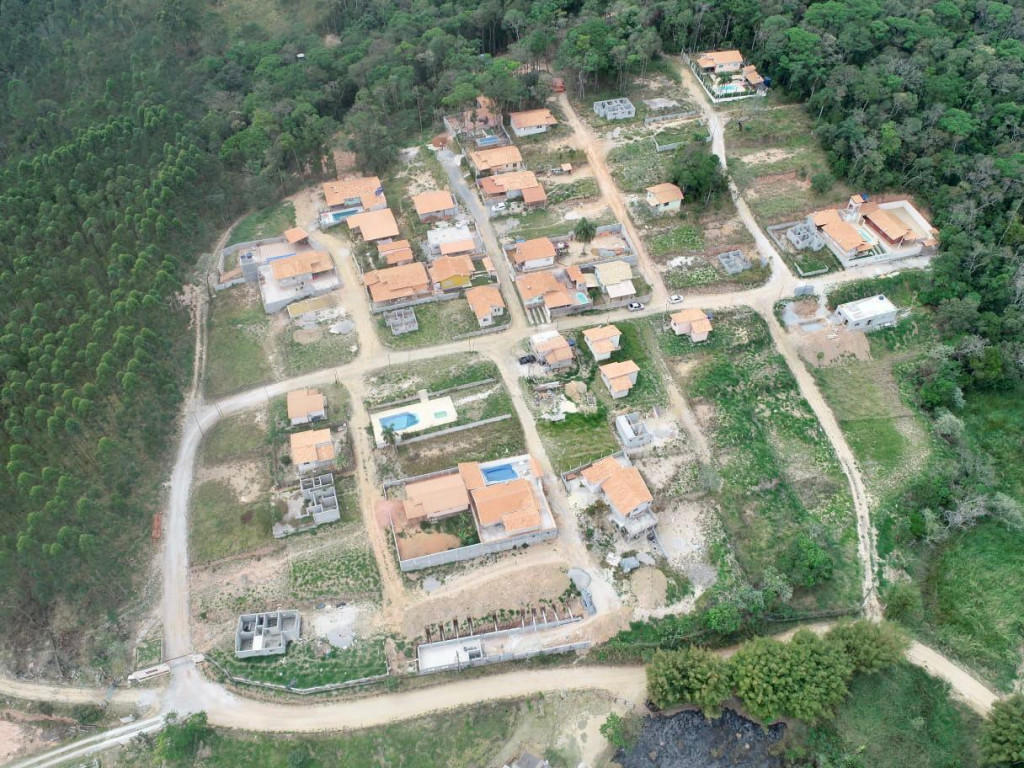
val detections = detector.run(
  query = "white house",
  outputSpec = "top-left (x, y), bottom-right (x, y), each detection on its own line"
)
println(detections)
top-left (836, 294), bottom-right (898, 331)
top-left (645, 183), bottom-right (684, 214)
top-left (509, 237), bottom-right (557, 272)
top-left (670, 308), bottom-right (713, 342)
top-left (508, 109), bottom-right (558, 137)
top-left (599, 360), bottom-right (639, 399)
top-left (465, 285), bottom-right (506, 327)
top-left (582, 324), bottom-right (621, 361)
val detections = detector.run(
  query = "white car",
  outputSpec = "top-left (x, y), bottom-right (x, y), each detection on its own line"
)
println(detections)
top-left (627, 302), bottom-right (645, 311)
top-left (491, 202), bottom-right (507, 213)
top-left (668, 294), bottom-right (684, 304)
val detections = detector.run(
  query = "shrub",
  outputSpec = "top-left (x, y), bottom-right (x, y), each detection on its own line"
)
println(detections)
top-left (600, 712), bottom-right (642, 751)
top-left (981, 693), bottom-right (1024, 766)
top-left (783, 533), bottom-right (834, 588)
top-left (810, 172), bottom-right (834, 194)
top-left (883, 582), bottom-right (923, 623)
top-left (647, 647), bottom-right (732, 715)
top-left (825, 621), bottom-right (908, 674)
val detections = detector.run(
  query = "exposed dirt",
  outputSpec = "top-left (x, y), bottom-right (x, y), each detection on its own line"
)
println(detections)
top-left (396, 531), bottom-right (461, 559)
top-left (293, 328), bottom-right (323, 345)
top-left (195, 459), bottom-right (267, 504)
top-left (0, 719), bottom-right (43, 762)
top-left (738, 148), bottom-right (797, 165)
top-left (631, 568), bottom-right (667, 610)
top-left (794, 326), bottom-right (871, 367)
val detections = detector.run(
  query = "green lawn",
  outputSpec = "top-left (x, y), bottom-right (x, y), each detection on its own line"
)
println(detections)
top-left (228, 201), bottom-right (296, 245)
top-left (963, 386), bottom-right (1024, 499)
top-left (536, 410), bottom-right (620, 473)
top-left (378, 297), bottom-right (502, 350)
top-left (205, 289), bottom-right (272, 398)
top-left (607, 139), bottom-right (672, 193)
top-left (805, 662), bottom-right (980, 768)
top-left (661, 310), bottom-right (860, 609)
top-left (201, 410), bottom-right (268, 464)
top-left (277, 324), bottom-right (358, 374)
top-left (190, 481), bottom-right (278, 565)
top-left (546, 177), bottom-right (600, 204)
top-left (919, 522), bottom-right (1024, 691)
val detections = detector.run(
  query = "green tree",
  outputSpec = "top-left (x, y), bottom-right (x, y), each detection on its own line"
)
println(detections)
top-left (825, 621), bottom-right (908, 674)
top-left (647, 647), bottom-right (732, 715)
top-left (156, 712), bottom-right (212, 764)
top-left (670, 145), bottom-right (728, 206)
top-left (782, 532), bottom-right (834, 588)
top-left (600, 712), bottom-right (641, 751)
top-left (574, 217), bottom-right (597, 243)
top-left (981, 693), bottom-right (1024, 767)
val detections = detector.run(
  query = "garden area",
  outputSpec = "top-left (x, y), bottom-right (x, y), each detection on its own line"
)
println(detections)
top-left (210, 635), bottom-right (388, 689)
top-left (289, 532), bottom-right (381, 601)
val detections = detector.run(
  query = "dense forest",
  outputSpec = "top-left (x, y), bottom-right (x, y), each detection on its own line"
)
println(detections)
top-left (2, 0), bottom-right (1022, 673)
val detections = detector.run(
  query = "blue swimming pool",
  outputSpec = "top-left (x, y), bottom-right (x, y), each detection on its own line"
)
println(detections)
top-left (716, 83), bottom-right (745, 96)
top-left (379, 412), bottom-right (419, 431)
top-left (575, 291), bottom-right (590, 305)
top-left (482, 464), bottom-right (517, 483)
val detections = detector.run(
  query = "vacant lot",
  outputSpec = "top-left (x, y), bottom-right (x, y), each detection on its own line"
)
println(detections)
top-left (363, 353), bottom-right (499, 408)
top-left (661, 310), bottom-right (859, 609)
top-left (380, 417), bottom-right (528, 481)
top-left (190, 480), bottom-right (280, 564)
top-left (378, 297), bottom-right (505, 350)
top-left (607, 139), bottom-right (674, 193)
top-left (228, 200), bottom-right (296, 246)
top-left (289, 529), bottom-right (381, 601)
top-left (206, 288), bottom-right (273, 398)
top-left (211, 634), bottom-right (388, 688)
top-left (537, 409), bottom-right (620, 474)
top-left (276, 321), bottom-right (358, 375)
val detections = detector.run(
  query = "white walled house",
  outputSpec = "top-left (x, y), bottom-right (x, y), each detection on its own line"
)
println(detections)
top-left (836, 294), bottom-right (898, 331)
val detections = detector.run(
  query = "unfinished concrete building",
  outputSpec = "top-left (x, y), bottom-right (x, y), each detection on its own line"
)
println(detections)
top-left (235, 610), bottom-right (301, 658)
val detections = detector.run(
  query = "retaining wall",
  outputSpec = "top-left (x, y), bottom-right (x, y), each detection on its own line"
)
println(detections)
top-left (397, 527), bottom-right (558, 571)
top-left (418, 641), bottom-right (590, 675)
top-left (205, 655), bottom-right (389, 695)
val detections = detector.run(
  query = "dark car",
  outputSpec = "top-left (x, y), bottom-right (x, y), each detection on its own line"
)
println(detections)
top-left (518, 354), bottom-right (537, 365)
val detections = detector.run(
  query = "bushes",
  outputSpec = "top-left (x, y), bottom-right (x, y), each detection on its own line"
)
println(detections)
top-left (600, 713), bottom-right (642, 751)
top-left (981, 693), bottom-right (1024, 767)
top-left (645, 621), bottom-right (906, 724)
top-left (782, 533), bottom-right (835, 588)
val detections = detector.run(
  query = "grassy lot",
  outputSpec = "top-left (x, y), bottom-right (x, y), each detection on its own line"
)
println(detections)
top-left (289, 536), bottom-right (381, 600)
top-left (277, 324), bottom-right (358, 375)
top-left (660, 310), bottom-right (859, 609)
top-left (201, 410), bottom-right (268, 464)
top-left (228, 201), bottom-right (296, 245)
top-left (536, 409), bottom-right (620, 474)
top-left (803, 662), bottom-right (980, 768)
top-left (211, 635), bottom-right (388, 688)
top-left (570, 320), bottom-right (668, 413)
top-left (648, 224), bottom-right (704, 256)
top-left (363, 353), bottom-right (499, 408)
top-left (502, 205), bottom-right (615, 240)
top-left (386, 417), bottom-right (528, 479)
top-left (546, 177), bottom-right (600, 204)
top-left (377, 297), bottom-right (505, 350)
top-left (190, 481), bottom-right (279, 565)
top-left (963, 385), bottom-right (1024, 499)
top-left (115, 701), bottom-right (527, 767)
top-left (206, 288), bottom-right (273, 398)
top-left (607, 139), bottom-right (672, 193)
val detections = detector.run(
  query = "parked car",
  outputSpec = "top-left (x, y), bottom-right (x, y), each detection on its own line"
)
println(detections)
top-left (627, 302), bottom-right (645, 311)
top-left (491, 202), bottom-right (507, 213)
top-left (668, 294), bottom-right (684, 304)
top-left (518, 354), bottom-right (536, 365)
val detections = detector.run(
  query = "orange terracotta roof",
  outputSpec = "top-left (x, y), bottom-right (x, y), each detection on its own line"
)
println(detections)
top-left (284, 227), bottom-right (309, 244)
top-left (698, 49), bottom-right (743, 67)
top-left (581, 456), bottom-right (624, 486)
top-left (671, 308), bottom-right (708, 324)
top-left (378, 240), bottom-right (415, 265)
top-left (289, 429), bottom-right (335, 465)
top-left (742, 65), bottom-right (763, 86)
top-left (323, 177), bottom-right (383, 209)
top-left (543, 290), bottom-right (573, 309)
top-left (439, 238), bottom-right (478, 256)
top-left (481, 256), bottom-right (496, 273)
top-left (510, 109), bottom-right (558, 129)
top-left (811, 209), bottom-right (843, 227)
top-left (465, 285), bottom-right (505, 321)
top-left (347, 208), bottom-right (400, 242)
top-left (458, 462), bottom-right (486, 491)
top-left (471, 478), bottom-right (541, 530)
top-left (480, 171), bottom-right (541, 196)
top-left (583, 325), bottom-right (621, 343)
top-left (512, 238), bottom-right (556, 264)
top-left (269, 251), bottom-right (333, 280)
top-left (864, 208), bottom-right (914, 242)
top-left (287, 388), bottom-right (325, 420)
top-left (412, 190), bottom-right (456, 217)
top-left (601, 466), bottom-right (652, 516)
top-left (428, 254), bottom-right (475, 283)
top-left (363, 262), bottom-right (430, 303)
top-left (822, 219), bottom-right (872, 253)
top-left (468, 146), bottom-right (523, 173)
top-left (402, 473), bottom-right (470, 521)
top-left (646, 183), bottom-right (684, 204)
top-left (515, 270), bottom-right (563, 301)
top-left (600, 360), bottom-right (640, 393)
top-left (691, 318), bottom-right (713, 334)
top-left (522, 185), bottom-right (547, 205)
top-left (565, 264), bottom-right (584, 284)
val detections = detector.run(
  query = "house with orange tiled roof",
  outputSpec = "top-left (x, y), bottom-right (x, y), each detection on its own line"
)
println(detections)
top-left (320, 176), bottom-right (386, 228)
top-left (347, 208), bottom-right (400, 243)
top-left (509, 108), bottom-right (558, 137)
top-left (287, 388), bottom-right (326, 426)
top-left (670, 309), bottom-right (713, 342)
top-left (290, 429), bottom-right (335, 475)
top-left (645, 183), bottom-right (684, 215)
top-left (428, 255), bottom-right (475, 292)
top-left (804, 195), bottom-right (936, 266)
top-left (401, 473), bottom-right (471, 523)
top-left (468, 145), bottom-right (524, 177)
top-left (514, 268), bottom-right (591, 322)
top-left (257, 250), bottom-right (340, 314)
top-left (465, 285), bottom-right (506, 327)
top-left (507, 237), bottom-right (557, 272)
top-left (284, 227), bottom-right (309, 244)
top-left (378, 240), bottom-right (415, 267)
top-left (363, 262), bottom-right (432, 305)
top-left (479, 171), bottom-right (546, 208)
top-left (412, 190), bottom-right (458, 222)
top-left (696, 50), bottom-right (744, 74)
top-left (582, 324), bottom-right (622, 361)
top-left (577, 454), bottom-right (656, 538)
top-left (599, 360), bottom-right (640, 399)
top-left (530, 330), bottom-right (574, 371)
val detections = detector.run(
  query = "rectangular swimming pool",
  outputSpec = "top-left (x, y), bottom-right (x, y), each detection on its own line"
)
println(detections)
top-left (482, 464), bottom-right (517, 483)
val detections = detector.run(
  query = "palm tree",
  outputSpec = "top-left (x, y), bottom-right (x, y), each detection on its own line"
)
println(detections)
top-left (381, 424), bottom-right (399, 452)
top-left (574, 216), bottom-right (597, 243)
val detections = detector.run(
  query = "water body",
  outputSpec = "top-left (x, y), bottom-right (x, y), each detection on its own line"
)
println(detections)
top-left (617, 709), bottom-right (786, 768)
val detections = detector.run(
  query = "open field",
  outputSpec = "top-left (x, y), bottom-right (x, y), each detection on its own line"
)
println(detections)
top-left (377, 298), bottom-right (507, 350)
top-left (206, 288), bottom-right (273, 398)
top-left (536, 410), bottom-right (620, 474)
top-left (210, 635), bottom-right (388, 688)
top-left (497, 203), bottom-right (616, 241)
top-left (381, 417), bottom-right (528, 480)
top-left (363, 353), bottom-right (499, 407)
top-left (289, 527), bottom-right (381, 600)
top-left (660, 309), bottom-right (859, 609)
top-left (228, 201), bottom-right (297, 246)
top-left (190, 481), bottom-right (280, 565)
top-left (276, 322), bottom-right (358, 374)
top-left (607, 139), bottom-right (674, 193)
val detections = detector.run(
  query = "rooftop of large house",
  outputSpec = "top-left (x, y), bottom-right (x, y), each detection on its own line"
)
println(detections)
top-left (269, 251), bottom-right (333, 281)
top-left (480, 171), bottom-right (542, 196)
top-left (697, 49), bottom-right (744, 68)
top-left (602, 465), bottom-right (653, 514)
top-left (811, 209), bottom-right (872, 253)
top-left (510, 108), bottom-right (558, 130)
top-left (364, 262), bottom-right (430, 303)
top-left (428, 224), bottom-right (474, 249)
top-left (402, 473), bottom-right (470, 521)
top-left (465, 284), bottom-right (505, 321)
top-left (428, 254), bottom-right (475, 283)
top-left (440, 238), bottom-right (478, 256)
top-left (412, 190), bottom-right (456, 217)
top-left (378, 239), bottom-right (415, 265)
top-left (646, 182), bottom-right (685, 204)
top-left (287, 388), bottom-right (325, 420)
top-left (468, 145), bottom-right (523, 173)
top-left (347, 208), bottom-right (400, 242)
top-left (323, 176), bottom-right (383, 209)
top-left (284, 227), bottom-right (309, 244)
top-left (511, 237), bottom-right (556, 265)
top-left (471, 477), bottom-right (541, 533)
top-left (515, 269), bottom-right (586, 310)
top-left (594, 260), bottom-right (633, 286)
top-left (581, 455), bottom-right (625, 485)
top-left (290, 429), bottom-right (335, 465)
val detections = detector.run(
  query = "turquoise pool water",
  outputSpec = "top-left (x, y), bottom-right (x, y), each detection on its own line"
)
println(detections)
top-left (482, 464), bottom-right (517, 483)
top-left (379, 412), bottom-right (419, 431)
top-left (716, 83), bottom-right (745, 95)
top-left (576, 291), bottom-right (590, 304)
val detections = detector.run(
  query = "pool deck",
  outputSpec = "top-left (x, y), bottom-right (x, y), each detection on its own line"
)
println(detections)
top-left (371, 396), bottom-right (458, 447)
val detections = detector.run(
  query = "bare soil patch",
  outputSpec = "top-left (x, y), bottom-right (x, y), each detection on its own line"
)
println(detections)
top-left (631, 568), bottom-right (667, 610)
top-left (738, 148), bottom-right (797, 164)
top-left (293, 328), bottom-right (322, 345)
top-left (795, 326), bottom-right (871, 367)
top-left (397, 531), bottom-right (461, 559)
